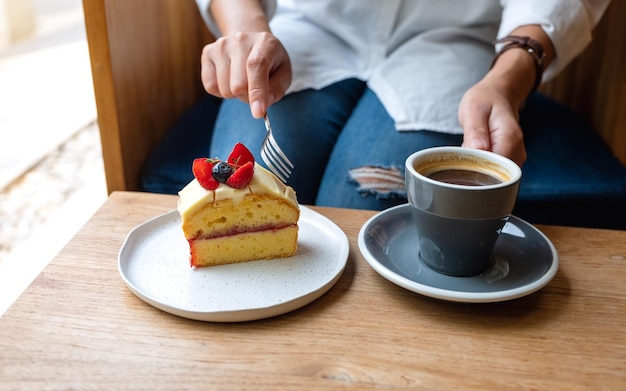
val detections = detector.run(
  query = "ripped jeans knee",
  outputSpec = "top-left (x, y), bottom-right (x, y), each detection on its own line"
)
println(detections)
top-left (348, 165), bottom-right (407, 200)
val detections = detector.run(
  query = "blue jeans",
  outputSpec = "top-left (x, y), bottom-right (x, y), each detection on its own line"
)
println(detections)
top-left (209, 79), bottom-right (462, 209)
top-left (143, 79), bottom-right (626, 228)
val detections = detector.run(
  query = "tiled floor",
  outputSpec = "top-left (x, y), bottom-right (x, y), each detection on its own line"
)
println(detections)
top-left (0, 0), bottom-right (106, 315)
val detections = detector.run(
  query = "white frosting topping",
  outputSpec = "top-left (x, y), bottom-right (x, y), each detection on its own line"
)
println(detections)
top-left (177, 163), bottom-right (298, 219)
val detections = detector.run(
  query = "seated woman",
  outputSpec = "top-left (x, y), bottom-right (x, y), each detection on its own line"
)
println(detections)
top-left (143, 0), bottom-right (626, 229)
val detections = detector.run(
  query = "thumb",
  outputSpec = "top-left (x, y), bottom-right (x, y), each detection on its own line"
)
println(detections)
top-left (460, 106), bottom-right (491, 151)
top-left (462, 129), bottom-right (491, 151)
top-left (249, 71), bottom-right (290, 118)
top-left (248, 81), bottom-right (269, 119)
top-left (246, 58), bottom-right (271, 118)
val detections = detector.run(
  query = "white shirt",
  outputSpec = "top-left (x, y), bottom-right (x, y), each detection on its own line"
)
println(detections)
top-left (196, 0), bottom-right (609, 134)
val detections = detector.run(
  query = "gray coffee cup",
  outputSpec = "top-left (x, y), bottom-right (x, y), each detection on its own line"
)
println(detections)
top-left (405, 147), bottom-right (522, 276)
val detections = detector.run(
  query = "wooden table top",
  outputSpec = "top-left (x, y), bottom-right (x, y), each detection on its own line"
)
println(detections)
top-left (1, 191), bottom-right (625, 390)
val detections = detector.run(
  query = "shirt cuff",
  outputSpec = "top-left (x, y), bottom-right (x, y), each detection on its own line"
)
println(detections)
top-left (195, 0), bottom-right (277, 38)
top-left (497, 0), bottom-right (609, 81)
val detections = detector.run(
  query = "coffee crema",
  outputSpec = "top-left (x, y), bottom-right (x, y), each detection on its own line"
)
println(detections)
top-left (427, 169), bottom-right (503, 186)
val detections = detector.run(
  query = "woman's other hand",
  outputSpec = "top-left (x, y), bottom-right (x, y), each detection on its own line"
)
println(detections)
top-left (459, 79), bottom-right (527, 166)
top-left (460, 25), bottom-right (554, 167)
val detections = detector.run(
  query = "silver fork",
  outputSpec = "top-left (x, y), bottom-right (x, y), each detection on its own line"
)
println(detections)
top-left (261, 114), bottom-right (294, 183)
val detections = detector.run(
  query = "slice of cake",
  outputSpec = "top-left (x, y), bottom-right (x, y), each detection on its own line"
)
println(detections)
top-left (177, 143), bottom-right (299, 268)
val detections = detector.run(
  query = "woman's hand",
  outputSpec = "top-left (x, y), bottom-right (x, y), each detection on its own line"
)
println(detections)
top-left (459, 79), bottom-right (527, 166)
top-left (201, 31), bottom-right (292, 118)
top-left (201, 0), bottom-right (292, 118)
top-left (460, 25), bottom-right (554, 167)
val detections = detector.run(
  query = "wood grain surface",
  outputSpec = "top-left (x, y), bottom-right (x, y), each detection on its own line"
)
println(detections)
top-left (84, 0), bottom-right (213, 192)
top-left (1, 192), bottom-right (625, 390)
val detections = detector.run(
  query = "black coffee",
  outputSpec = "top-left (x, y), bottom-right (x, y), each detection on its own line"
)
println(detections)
top-left (427, 169), bottom-right (502, 186)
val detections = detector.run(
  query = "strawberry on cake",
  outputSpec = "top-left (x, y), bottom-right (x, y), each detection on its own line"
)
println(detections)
top-left (177, 143), bottom-right (299, 268)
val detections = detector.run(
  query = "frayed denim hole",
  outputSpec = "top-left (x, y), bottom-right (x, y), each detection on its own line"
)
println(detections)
top-left (348, 165), bottom-right (407, 200)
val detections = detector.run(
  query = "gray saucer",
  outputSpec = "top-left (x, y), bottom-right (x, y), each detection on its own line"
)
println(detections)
top-left (358, 204), bottom-right (559, 303)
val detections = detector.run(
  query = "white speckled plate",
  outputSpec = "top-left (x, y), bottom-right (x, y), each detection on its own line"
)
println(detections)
top-left (358, 204), bottom-right (558, 303)
top-left (118, 206), bottom-right (348, 322)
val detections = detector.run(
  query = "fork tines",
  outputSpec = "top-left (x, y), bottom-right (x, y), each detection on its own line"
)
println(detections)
top-left (262, 115), bottom-right (294, 183)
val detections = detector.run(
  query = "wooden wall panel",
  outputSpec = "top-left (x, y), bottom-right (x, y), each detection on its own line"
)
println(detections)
top-left (541, 0), bottom-right (626, 165)
top-left (84, 0), bottom-right (213, 192)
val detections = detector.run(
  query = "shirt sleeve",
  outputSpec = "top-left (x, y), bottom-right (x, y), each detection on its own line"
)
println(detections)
top-left (195, 0), bottom-right (277, 38)
top-left (498, 0), bottom-right (611, 81)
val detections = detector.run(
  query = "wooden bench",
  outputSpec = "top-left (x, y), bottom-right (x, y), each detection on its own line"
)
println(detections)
top-left (84, 0), bottom-right (626, 228)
